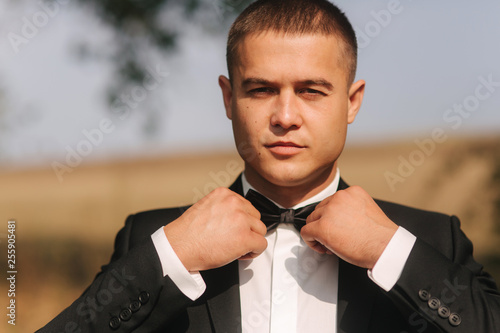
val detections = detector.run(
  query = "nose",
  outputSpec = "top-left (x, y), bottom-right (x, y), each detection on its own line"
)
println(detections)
top-left (270, 91), bottom-right (303, 130)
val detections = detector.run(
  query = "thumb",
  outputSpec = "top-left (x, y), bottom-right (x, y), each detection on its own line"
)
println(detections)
top-left (241, 232), bottom-right (268, 259)
top-left (300, 223), bottom-right (328, 254)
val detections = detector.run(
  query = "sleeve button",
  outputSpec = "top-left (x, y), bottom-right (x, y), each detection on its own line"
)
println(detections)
top-left (119, 308), bottom-right (133, 321)
top-left (438, 305), bottom-right (450, 318)
top-left (139, 291), bottom-right (150, 304)
top-left (428, 297), bottom-right (441, 310)
top-left (449, 313), bottom-right (462, 326)
top-left (109, 317), bottom-right (121, 330)
top-left (130, 299), bottom-right (142, 313)
top-left (418, 289), bottom-right (431, 301)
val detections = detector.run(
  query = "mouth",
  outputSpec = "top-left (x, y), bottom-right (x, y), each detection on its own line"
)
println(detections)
top-left (265, 141), bottom-right (305, 156)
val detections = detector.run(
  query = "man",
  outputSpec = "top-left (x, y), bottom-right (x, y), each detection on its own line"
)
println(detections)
top-left (39, 0), bottom-right (500, 332)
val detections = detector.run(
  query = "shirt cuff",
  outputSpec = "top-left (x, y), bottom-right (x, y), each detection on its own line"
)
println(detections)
top-left (151, 227), bottom-right (206, 301)
top-left (367, 226), bottom-right (416, 291)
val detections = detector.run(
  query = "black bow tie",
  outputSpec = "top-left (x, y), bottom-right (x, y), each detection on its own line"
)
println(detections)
top-left (245, 189), bottom-right (318, 232)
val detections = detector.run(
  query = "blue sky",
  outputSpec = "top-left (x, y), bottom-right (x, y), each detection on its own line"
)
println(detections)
top-left (1, 0), bottom-right (499, 169)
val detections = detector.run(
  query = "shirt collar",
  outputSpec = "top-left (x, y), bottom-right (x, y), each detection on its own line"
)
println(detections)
top-left (241, 169), bottom-right (340, 209)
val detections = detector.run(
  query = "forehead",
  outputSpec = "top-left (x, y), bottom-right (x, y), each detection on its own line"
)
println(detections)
top-left (234, 32), bottom-right (347, 83)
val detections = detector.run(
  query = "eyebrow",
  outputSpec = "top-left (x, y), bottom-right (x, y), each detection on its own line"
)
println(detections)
top-left (241, 77), bottom-right (334, 91)
top-left (299, 79), bottom-right (334, 91)
top-left (241, 77), bottom-right (273, 88)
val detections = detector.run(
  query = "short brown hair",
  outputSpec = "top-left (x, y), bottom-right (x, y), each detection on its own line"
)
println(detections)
top-left (226, 0), bottom-right (358, 84)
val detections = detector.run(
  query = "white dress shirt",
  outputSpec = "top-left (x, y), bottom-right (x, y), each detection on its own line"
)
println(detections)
top-left (151, 171), bottom-right (416, 332)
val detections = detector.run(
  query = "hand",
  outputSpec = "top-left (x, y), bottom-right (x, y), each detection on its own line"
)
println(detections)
top-left (163, 187), bottom-right (268, 272)
top-left (301, 186), bottom-right (398, 269)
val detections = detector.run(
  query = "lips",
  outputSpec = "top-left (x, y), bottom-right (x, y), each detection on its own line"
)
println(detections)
top-left (267, 141), bottom-right (303, 148)
top-left (265, 141), bottom-right (305, 156)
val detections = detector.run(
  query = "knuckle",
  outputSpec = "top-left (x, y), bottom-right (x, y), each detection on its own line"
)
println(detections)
top-left (316, 218), bottom-right (327, 229)
top-left (335, 189), bottom-right (348, 199)
top-left (212, 187), bottom-right (229, 196)
top-left (252, 234), bottom-right (267, 252)
top-left (348, 185), bottom-right (364, 195)
top-left (219, 190), bottom-right (240, 206)
top-left (228, 194), bottom-right (241, 205)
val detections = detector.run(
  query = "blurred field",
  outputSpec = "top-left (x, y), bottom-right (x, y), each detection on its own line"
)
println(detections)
top-left (1, 136), bottom-right (500, 332)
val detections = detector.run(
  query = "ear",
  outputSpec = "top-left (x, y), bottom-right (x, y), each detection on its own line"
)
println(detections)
top-left (218, 75), bottom-right (233, 119)
top-left (347, 79), bottom-right (365, 124)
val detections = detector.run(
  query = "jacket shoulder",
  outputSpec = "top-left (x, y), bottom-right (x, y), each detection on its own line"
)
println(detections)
top-left (375, 199), bottom-right (452, 224)
top-left (132, 205), bottom-right (192, 225)
top-left (116, 205), bottom-right (192, 254)
top-left (375, 198), bottom-right (459, 255)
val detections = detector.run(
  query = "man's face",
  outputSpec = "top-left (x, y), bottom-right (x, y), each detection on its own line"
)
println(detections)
top-left (219, 32), bottom-right (365, 193)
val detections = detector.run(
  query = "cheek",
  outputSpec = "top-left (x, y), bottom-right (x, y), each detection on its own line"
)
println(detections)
top-left (233, 105), bottom-right (264, 140)
top-left (313, 116), bottom-right (348, 153)
top-left (232, 114), bottom-right (262, 161)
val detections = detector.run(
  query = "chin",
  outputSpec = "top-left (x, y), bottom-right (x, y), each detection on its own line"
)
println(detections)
top-left (266, 159), bottom-right (338, 186)
top-left (259, 166), bottom-right (311, 187)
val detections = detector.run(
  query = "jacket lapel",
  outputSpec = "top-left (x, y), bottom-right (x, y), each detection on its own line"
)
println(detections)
top-left (337, 259), bottom-right (377, 333)
top-left (202, 262), bottom-right (242, 333)
top-left (197, 176), bottom-right (244, 333)
top-left (228, 174), bottom-right (243, 195)
top-left (338, 177), bottom-right (349, 191)
top-left (336, 178), bottom-right (377, 333)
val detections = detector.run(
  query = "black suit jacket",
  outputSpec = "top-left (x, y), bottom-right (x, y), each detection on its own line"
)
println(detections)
top-left (38, 176), bottom-right (500, 332)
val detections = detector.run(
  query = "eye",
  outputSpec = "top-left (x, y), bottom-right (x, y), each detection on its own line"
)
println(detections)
top-left (300, 88), bottom-right (326, 95)
top-left (299, 88), bottom-right (327, 100)
top-left (247, 87), bottom-right (275, 97)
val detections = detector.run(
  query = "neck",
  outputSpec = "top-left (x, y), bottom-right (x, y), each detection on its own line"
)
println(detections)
top-left (244, 163), bottom-right (338, 208)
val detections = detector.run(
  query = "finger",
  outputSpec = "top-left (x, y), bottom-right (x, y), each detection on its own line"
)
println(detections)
top-left (245, 232), bottom-right (268, 257)
top-left (315, 244), bottom-right (330, 254)
top-left (302, 237), bottom-right (328, 254)
top-left (307, 241), bottom-right (327, 254)
top-left (217, 190), bottom-right (256, 212)
top-left (249, 218), bottom-right (267, 236)
top-left (239, 251), bottom-right (261, 260)
top-left (301, 225), bottom-right (331, 255)
top-left (228, 192), bottom-right (262, 221)
top-left (306, 205), bottom-right (325, 223)
top-left (246, 204), bottom-right (262, 219)
top-left (300, 223), bottom-right (320, 245)
top-left (306, 195), bottom-right (333, 223)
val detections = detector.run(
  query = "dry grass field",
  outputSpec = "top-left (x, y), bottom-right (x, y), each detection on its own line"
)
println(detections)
top-left (1, 136), bottom-right (499, 332)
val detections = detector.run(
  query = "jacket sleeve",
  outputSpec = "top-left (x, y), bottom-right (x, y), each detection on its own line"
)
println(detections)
top-left (388, 215), bottom-right (500, 332)
top-left (36, 214), bottom-right (194, 333)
